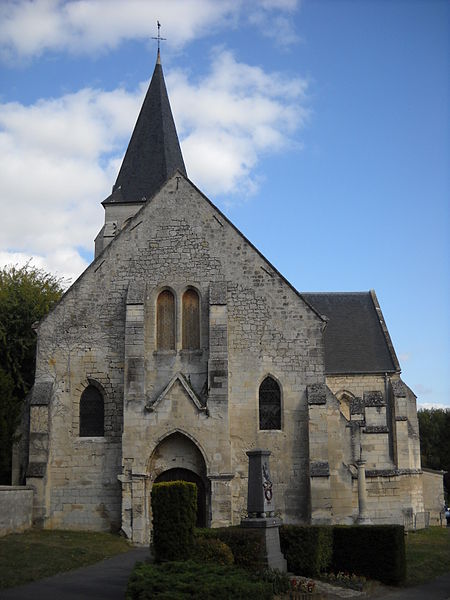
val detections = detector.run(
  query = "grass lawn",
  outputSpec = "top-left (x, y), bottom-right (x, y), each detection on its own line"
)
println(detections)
top-left (405, 527), bottom-right (450, 586)
top-left (0, 529), bottom-right (131, 589)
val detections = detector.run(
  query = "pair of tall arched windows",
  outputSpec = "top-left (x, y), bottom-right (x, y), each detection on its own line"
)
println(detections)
top-left (79, 385), bottom-right (104, 437)
top-left (259, 376), bottom-right (281, 430)
top-left (156, 289), bottom-right (200, 350)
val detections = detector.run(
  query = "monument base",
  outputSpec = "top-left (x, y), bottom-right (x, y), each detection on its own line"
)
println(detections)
top-left (356, 514), bottom-right (372, 525)
top-left (241, 517), bottom-right (287, 572)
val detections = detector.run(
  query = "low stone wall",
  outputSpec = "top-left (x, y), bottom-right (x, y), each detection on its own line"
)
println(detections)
top-left (364, 471), bottom-right (424, 528)
top-left (422, 468), bottom-right (445, 526)
top-left (0, 485), bottom-right (34, 536)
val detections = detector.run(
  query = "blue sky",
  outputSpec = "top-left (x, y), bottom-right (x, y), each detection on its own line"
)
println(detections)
top-left (0, 0), bottom-right (448, 407)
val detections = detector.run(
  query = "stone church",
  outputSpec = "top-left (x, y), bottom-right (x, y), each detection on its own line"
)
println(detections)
top-left (23, 51), bottom-right (424, 544)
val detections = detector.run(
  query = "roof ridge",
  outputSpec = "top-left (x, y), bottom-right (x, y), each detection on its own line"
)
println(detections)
top-left (303, 291), bottom-right (369, 295)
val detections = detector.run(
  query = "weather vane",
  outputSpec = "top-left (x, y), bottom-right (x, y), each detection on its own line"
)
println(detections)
top-left (152, 21), bottom-right (166, 53)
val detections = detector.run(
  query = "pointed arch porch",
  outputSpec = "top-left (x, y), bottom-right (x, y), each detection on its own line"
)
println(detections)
top-left (148, 430), bottom-right (210, 528)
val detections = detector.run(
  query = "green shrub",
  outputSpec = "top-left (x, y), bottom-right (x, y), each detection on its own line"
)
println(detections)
top-left (332, 525), bottom-right (406, 585)
top-left (196, 527), bottom-right (266, 571)
top-left (151, 481), bottom-right (197, 562)
top-left (191, 536), bottom-right (234, 566)
top-left (126, 560), bottom-right (273, 600)
top-left (280, 525), bottom-right (333, 577)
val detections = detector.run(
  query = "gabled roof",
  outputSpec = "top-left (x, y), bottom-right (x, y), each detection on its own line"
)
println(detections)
top-left (103, 52), bottom-right (186, 205)
top-left (302, 291), bottom-right (400, 375)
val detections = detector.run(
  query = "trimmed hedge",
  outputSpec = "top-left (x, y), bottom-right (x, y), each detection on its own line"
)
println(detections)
top-left (332, 525), bottom-right (406, 585)
top-left (196, 527), bottom-right (266, 571)
top-left (280, 525), bottom-right (333, 577)
top-left (191, 536), bottom-right (234, 566)
top-left (151, 481), bottom-right (197, 562)
top-left (279, 524), bottom-right (406, 586)
top-left (126, 560), bottom-right (273, 600)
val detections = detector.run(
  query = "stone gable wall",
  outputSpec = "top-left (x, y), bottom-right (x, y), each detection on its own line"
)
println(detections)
top-left (32, 175), bottom-right (325, 538)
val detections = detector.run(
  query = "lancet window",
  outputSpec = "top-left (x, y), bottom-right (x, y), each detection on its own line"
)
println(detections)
top-left (79, 385), bottom-right (104, 437)
top-left (182, 289), bottom-right (200, 349)
top-left (259, 376), bottom-right (281, 430)
top-left (157, 290), bottom-right (176, 350)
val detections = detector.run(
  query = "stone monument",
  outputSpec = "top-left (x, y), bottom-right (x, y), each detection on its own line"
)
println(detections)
top-left (241, 449), bottom-right (287, 571)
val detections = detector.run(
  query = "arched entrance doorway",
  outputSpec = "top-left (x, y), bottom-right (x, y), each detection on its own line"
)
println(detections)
top-left (149, 431), bottom-right (209, 528)
top-left (154, 467), bottom-right (206, 527)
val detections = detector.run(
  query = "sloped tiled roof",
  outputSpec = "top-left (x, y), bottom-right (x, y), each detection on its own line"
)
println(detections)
top-left (302, 292), bottom-right (399, 374)
top-left (104, 52), bottom-right (186, 204)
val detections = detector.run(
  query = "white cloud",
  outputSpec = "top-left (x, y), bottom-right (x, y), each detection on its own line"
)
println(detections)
top-left (0, 51), bottom-right (308, 281)
top-left (0, 84), bottom-right (144, 281)
top-left (0, 0), bottom-right (236, 59)
top-left (169, 50), bottom-right (309, 195)
top-left (248, 0), bottom-right (301, 48)
top-left (0, 251), bottom-right (82, 288)
top-left (0, 0), bottom-right (300, 61)
top-left (418, 402), bottom-right (449, 410)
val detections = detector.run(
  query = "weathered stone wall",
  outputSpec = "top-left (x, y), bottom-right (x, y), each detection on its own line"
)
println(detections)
top-left (324, 373), bottom-right (423, 523)
top-left (32, 174), bottom-right (325, 540)
top-left (327, 374), bottom-right (421, 472)
top-left (422, 469), bottom-right (445, 526)
top-left (327, 374), bottom-right (392, 468)
top-left (116, 176), bottom-right (325, 541)
top-left (365, 472), bottom-right (424, 525)
top-left (0, 486), bottom-right (34, 536)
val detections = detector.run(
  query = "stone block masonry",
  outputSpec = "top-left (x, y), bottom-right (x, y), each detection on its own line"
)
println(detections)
top-left (0, 486), bottom-right (34, 536)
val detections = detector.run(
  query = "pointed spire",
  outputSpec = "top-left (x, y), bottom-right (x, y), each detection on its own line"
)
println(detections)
top-left (104, 53), bottom-right (186, 204)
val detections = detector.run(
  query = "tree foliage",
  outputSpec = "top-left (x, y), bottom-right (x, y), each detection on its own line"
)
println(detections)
top-left (418, 408), bottom-right (450, 470)
top-left (0, 263), bottom-right (63, 483)
top-left (418, 407), bottom-right (450, 498)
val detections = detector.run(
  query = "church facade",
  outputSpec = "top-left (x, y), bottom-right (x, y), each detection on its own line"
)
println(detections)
top-left (24, 53), bottom-right (423, 544)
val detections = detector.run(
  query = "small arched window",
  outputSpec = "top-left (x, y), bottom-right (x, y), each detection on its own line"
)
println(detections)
top-left (157, 290), bottom-right (175, 350)
top-left (259, 376), bottom-right (281, 430)
top-left (79, 385), bottom-right (104, 437)
top-left (182, 289), bottom-right (200, 349)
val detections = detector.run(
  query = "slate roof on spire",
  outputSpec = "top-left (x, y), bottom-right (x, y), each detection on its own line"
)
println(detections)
top-left (104, 53), bottom-right (186, 204)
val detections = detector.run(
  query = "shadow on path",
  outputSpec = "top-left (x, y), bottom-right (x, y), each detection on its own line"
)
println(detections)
top-left (1, 546), bottom-right (149, 600)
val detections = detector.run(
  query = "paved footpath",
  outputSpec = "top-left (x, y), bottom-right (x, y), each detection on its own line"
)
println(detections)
top-left (324, 572), bottom-right (450, 600)
top-left (0, 547), bottom-right (149, 600)
top-left (370, 572), bottom-right (450, 600)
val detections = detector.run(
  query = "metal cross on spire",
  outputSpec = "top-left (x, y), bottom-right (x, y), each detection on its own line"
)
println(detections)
top-left (152, 21), bottom-right (166, 54)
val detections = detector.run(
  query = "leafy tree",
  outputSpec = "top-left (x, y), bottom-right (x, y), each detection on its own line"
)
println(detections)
top-left (418, 407), bottom-right (450, 501)
top-left (0, 368), bottom-right (19, 481)
top-left (0, 263), bottom-right (63, 483)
